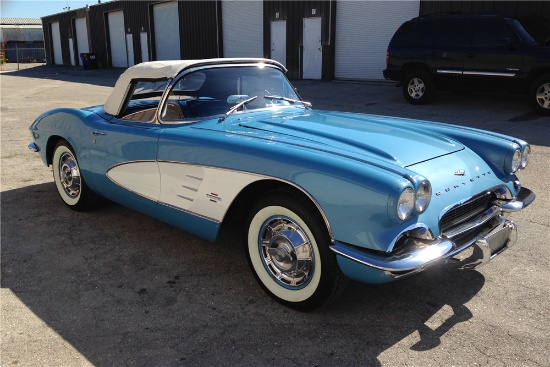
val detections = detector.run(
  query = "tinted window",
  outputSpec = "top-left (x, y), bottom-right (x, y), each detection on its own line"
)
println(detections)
top-left (433, 20), bottom-right (473, 48)
top-left (472, 20), bottom-right (514, 47)
top-left (512, 18), bottom-right (546, 45)
top-left (391, 21), bottom-right (435, 47)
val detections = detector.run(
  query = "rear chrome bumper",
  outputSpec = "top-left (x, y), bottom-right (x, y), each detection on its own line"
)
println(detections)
top-left (331, 187), bottom-right (535, 283)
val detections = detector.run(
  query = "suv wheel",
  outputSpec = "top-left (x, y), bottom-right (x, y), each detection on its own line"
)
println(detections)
top-left (529, 74), bottom-right (550, 116)
top-left (403, 70), bottom-right (434, 105)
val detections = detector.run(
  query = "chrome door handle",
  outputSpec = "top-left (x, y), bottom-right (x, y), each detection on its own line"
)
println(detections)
top-left (91, 130), bottom-right (107, 136)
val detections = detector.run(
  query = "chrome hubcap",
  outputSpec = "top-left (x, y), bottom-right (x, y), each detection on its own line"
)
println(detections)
top-left (58, 152), bottom-right (81, 198)
top-left (535, 82), bottom-right (550, 109)
top-left (408, 78), bottom-right (425, 99)
top-left (259, 217), bottom-right (313, 288)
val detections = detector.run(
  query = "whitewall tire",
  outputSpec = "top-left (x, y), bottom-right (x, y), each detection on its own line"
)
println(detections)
top-left (52, 140), bottom-right (98, 211)
top-left (246, 191), bottom-right (347, 311)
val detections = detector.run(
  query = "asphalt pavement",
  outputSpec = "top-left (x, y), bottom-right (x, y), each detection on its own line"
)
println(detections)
top-left (1, 65), bottom-right (549, 366)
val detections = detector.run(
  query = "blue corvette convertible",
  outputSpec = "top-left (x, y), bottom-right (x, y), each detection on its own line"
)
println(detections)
top-left (29, 58), bottom-right (535, 310)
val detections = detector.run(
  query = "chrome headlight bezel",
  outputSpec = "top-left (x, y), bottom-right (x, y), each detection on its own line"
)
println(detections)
top-left (510, 148), bottom-right (521, 174)
top-left (521, 145), bottom-right (530, 169)
top-left (397, 187), bottom-right (415, 221)
top-left (415, 181), bottom-right (432, 213)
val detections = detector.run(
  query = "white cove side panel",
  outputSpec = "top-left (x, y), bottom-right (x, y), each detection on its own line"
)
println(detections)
top-left (158, 163), bottom-right (262, 222)
top-left (335, 1), bottom-right (419, 80)
top-left (107, 162), bottom-right (161, 201)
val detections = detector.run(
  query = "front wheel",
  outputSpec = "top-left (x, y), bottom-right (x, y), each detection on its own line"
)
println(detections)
top-left (402, 70), bottom-right (434, 105)
top-left (529, 74), bottom-right (550, 116)
top-left (52, 140), bottom-right (98, 211)
top-left (246, 191), bottom-right (347, 311)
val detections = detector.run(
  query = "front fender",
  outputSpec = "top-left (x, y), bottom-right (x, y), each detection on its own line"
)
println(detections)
top-left (29, 108), bottom-right (101, 174)
top-left (158, 127), bottom-right (423, 252)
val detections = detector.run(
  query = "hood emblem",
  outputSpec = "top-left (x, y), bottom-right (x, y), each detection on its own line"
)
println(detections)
top-left (454, 169), bottom-right (465, 176)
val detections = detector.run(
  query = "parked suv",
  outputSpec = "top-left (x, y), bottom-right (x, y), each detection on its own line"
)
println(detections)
top-left (383, 14), bottom-right (550, 115)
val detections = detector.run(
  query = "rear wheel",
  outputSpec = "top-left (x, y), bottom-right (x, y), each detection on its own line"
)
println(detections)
top-left (529, 74), bottom-right (550, 116)
top-left (52, 140), bottom-right (98, 211)
top-left (245, 191), bottom-right (347, 311)
top-left (402, 70), bottom-right (434, 105)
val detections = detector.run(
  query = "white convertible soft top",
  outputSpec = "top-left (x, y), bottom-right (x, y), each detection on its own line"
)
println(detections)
top-left (103, 58), bottom-right (285, 116)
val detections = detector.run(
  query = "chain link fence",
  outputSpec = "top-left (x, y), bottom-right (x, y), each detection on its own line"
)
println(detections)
top-left (1, 45), bottom-right (46, 71)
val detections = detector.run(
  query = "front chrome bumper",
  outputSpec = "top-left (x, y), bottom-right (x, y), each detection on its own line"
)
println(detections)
top-left (331, 187), bottom-right (535, 283)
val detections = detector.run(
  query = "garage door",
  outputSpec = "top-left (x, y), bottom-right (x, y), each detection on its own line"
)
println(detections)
top-left (153, 2), bottom-right (180, 60)
top-left (50, 22), bottom-right (62, 65)
top-left (108, 11), bottom-right (128, 67)
top-left (222, 0), bottom-right (263, 58)
top-left (335, 1), bottom-right (419, 80)
top-left (75, 17), bottom-right (89, 61)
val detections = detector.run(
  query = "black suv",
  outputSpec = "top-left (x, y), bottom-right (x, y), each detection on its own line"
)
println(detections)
top-left (383, 14), bottom-right (550, 115)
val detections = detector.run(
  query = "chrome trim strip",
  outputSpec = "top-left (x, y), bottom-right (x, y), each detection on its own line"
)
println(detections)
top-left (436, 69), bottom-right (462, 75)
top-left (158, 200), bottom-right (219, 223)
top-left (463, 71), bottom-right (516, 77)
top-left (181, 185), bottom-right (198, 192)
top-left (442, 205), bottom-right (500, 238)
top-left (177, 195), bottom-right (194, 201)
top-left (438, 185), bottom-right (511, 222)
top-left (436, 69), bottom-right (516, 77)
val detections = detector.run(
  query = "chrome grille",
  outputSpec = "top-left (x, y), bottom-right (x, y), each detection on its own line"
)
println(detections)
top-left (440, 191), bottom-right (496, 232)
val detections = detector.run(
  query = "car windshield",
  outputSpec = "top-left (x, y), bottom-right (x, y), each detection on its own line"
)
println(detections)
top-left (161, 65), bottom-right (301, 122)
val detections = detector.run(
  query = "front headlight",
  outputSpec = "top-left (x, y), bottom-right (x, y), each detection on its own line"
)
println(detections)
top-left (521, 145), bottom-right (530, 169)
top-left (397, 188), bottom-right (415, 221)
top-left (510, 148), bottom-right (521, 174)
top-left (415, 181), bottom-right (432, 213)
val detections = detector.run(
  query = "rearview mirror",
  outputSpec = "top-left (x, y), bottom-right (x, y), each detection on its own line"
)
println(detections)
top-left (227, 95), bottom-right (250, 104)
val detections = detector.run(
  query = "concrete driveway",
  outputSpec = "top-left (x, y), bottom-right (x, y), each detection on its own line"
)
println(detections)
top-left (1, 65), bottom-right (548, 366)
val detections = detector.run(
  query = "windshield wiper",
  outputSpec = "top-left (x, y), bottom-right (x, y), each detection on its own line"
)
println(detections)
top-left (264, 95), bottom-right (312, 109)
top-left (219, 95), bottom-right (257, 121)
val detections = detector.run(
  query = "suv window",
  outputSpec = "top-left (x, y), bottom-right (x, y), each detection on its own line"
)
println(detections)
top-left (433, 20), bottom-right (473, 48)
top-left (472, 20), bottom-right (515, 47)
top-left (509, 19), bottom-right (538, 45)
top-left (391, 21), bottom-right (434, 47)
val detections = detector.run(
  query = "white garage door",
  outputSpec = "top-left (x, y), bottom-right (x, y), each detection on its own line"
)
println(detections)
top-left (222, 0), bottom-right (263, 58)
top-left (50, 22), bottom-right (62, 65)
top-left (153, 2), bottom-right (180, 60)
top-left (335, 0), bottom-right (419, 80)
top-left (75, 17), bottom-right (89, 58)
top-left (108, 11), bottom-right (128, 67)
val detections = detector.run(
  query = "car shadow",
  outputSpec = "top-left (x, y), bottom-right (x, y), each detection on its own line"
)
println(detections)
top-left (2, 182), bottom-right (486, 366)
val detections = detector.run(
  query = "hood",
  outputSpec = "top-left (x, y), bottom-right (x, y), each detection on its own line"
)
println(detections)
top-left (231, 110), bottom-right (464, 167)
